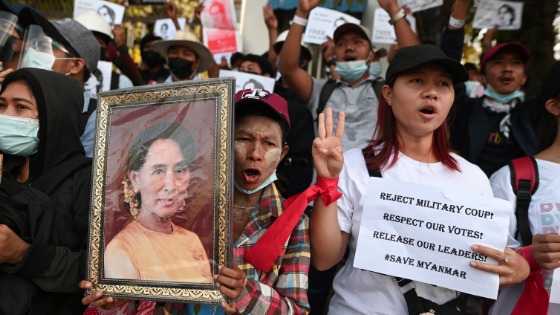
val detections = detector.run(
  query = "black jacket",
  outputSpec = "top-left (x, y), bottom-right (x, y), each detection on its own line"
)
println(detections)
top-left (0, 69), bottom-right (92, 315)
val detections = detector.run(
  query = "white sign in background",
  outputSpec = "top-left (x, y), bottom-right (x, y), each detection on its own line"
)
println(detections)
top-left (219, 70), bottom-right (275, 93)
top-left (353, 178), bottom-right (511, 299)
top-left (472, 0), bottom-right (523, 31)
top-left (73, 0), bottom-right (125, 27)
top-left (153, 18), bottom-right (187, 40)
top-left (84, 60), bottom-right (113, 98)
top-left (371, 8), bottom-right (417, 44)
top-left (401, 0), bottom-right (444, 13)
top-left (303, 7), bottom-right (360, 45)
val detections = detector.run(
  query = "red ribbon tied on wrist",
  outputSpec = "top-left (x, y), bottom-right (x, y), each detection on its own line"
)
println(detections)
top-left (244, 177), bottom-right (342, 272)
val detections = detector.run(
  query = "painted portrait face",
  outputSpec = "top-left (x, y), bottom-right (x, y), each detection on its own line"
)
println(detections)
top-left (234, 114), bottom-right (287, 190)
top-left (0, 81), bottom-right (38, 119)
top-left (129, 138), bottom-right (190, 219)
top-left (97, 6), bottom-right (114, 26)
top-left (384, 64), bottom-right (455, 139)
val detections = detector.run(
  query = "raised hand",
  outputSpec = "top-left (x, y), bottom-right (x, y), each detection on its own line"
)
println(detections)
top-left (297, 0), bottom-right (321, 15)
top-left (263, 5), bottom-right (278, 30)
top-left (164, 1), bottom-right (178, 20)
top-left (312, 108), bottom-right (345, 179)
top-left (469, 245), bottom-right (529, 288)
top-left (532, 234), bottom-right (560, 270)
top-left (377, 0), bottom-right (401, 15)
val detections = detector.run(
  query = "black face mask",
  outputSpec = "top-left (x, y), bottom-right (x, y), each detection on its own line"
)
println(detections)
top-left (141, 51), bottom-right (163, 68)
top-left (168, 57), bottom-right (195, 80)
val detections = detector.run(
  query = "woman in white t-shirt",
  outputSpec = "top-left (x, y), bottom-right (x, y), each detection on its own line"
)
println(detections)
top-left (310, 44), bottom-right (530, 314)
top-left (489, 61), bottom-right (560, 315)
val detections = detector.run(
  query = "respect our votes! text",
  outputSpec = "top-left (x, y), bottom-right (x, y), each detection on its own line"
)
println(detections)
top-left (353, 178), bottom-right (511, 299)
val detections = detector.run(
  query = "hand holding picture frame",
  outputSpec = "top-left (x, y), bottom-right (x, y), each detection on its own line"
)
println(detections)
top-left (86, 78), bottom-right (234, 304)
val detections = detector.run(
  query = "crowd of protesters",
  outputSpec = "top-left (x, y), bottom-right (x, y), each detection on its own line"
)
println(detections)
top-left (0, 0), bottom-right (558, 314)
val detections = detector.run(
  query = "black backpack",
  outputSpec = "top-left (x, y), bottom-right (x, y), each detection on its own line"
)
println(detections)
top-left (316, 78), bottom-right (385, 118)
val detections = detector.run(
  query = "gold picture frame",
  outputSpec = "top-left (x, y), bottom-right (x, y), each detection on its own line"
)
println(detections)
top-left (86, 78), bottom-right (234, 304)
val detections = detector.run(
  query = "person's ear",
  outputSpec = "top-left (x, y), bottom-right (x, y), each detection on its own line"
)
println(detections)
top-left (281, 144), bottom-right (289, 161)
top-left (545, 98), bottom-right (560, 117)
top-left (367, 49), bottom-right (375, 63)
top-left (68, 58), bottom-right (86, 76)
top-left (382, 84), bottom-right (393, 106)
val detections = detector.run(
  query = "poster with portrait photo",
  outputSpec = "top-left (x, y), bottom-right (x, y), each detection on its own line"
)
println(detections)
top-left (473, 0), bottom-right (523, 31)
top-left (84, 60), bottom-right (113, 98)
top-left (303, 7), bottom-right (360, 45)
top-left (219, 70), bottom-right (275, 93)
top-left (74, 0), bottom-right (126, 28)
top-left (200, 0), bottom-right (237, 30)
top-left (127, 0), bottom-right (168, 5)
top-left (154, 18), bottom-right (187, 40)
top-left (86, 78), bottom-right (234, 303)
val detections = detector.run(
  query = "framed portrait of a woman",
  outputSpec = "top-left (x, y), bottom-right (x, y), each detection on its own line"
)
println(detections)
top-left (86, 78), bottom-right (233, 304)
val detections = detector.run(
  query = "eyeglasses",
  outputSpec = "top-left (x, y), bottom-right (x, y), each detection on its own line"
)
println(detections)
top-left (52, 40), bottom-right (76, 58)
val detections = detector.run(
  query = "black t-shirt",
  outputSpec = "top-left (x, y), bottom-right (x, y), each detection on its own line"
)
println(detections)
top-left (476, 110), bottom-right (524, 177)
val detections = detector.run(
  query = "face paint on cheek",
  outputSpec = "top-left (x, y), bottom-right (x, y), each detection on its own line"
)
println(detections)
top-left (264, 148), bottom-right (282, 167)
top-left (234, 141), bottom-right (247, 161)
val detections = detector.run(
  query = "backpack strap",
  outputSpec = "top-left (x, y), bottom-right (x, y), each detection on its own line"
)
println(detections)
top-left (31, 155), bottom-right (92, 195)
top-left (317, 78), bottom-right (385, 118)
top-left (317, 80), bottom-right (337, 118)
top-left (508, 156), bottom-right (539, 246)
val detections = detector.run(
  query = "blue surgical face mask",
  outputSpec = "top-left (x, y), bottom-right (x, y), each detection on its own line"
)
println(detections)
top-left (368, 61), bottom-right (382, 78)
top-left (0, 113), bottom-right (40, 156)
top-left (484, 84), bottom-right (525, 104)
top-left (21, 47), bottom-right (55, 70)
top-left (234, 171), bottom-right (278, 195)
top-left (335, 59), bottom-right (369, 81)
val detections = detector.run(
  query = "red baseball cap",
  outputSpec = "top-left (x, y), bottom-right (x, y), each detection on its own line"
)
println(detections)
top-left (234, 89), bottom-right (290, 131)
top-left (481, 42), bottom-right (530, 68)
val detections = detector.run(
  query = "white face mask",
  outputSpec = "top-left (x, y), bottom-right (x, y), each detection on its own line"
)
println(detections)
top-left (21, 47), bottom-right (55, 70)
top-left (234, 171), bottom-right (278, 195)
top-left (0, 113), bottom-right (40, 156)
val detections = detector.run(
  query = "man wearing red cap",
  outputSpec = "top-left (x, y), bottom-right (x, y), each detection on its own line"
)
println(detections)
top-left (449, 42), bottom-right (543, 177)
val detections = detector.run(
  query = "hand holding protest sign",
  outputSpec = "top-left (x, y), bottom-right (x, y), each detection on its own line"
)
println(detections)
top-left (371, 8), bottom-right (416, 44)
top-left (473, 0), bottom-right (524, 31)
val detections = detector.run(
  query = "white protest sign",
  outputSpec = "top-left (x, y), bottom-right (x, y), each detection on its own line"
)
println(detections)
top-left (74, 0), bottom-right (125, 27)
top-left (473, 0), bottom-right (523, 31)
top-left (201, 0), bottom-right (237, 30)
top-left (401, 0), bottom-right (443, 13)
top-left (303, 7), bottom-right (360, 45)
top-left (84, 60), bottom-right (113, 98)
top-left (154, 18), bottom-right (186, 40)
top-left (219, 70), bottom-right (275, 93)
top-left (353, 178), bottom-right (510, 299)
top-left (371, 8), bottom-right (417, 44)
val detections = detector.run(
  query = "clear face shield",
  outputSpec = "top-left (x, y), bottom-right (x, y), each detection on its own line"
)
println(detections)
top-left (17, 24), bottom-right (75, 71)
top-left (0, 12), bottom-right (20, 69)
